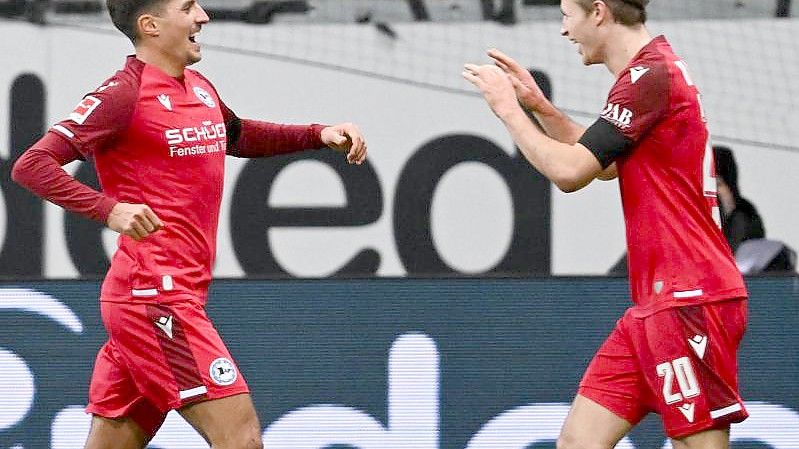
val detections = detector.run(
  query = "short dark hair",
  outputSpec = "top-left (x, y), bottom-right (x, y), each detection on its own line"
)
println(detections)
top-left (576, 0), bottom-right (649, 26)
top-left (106, 0), bottom-right (167, 43)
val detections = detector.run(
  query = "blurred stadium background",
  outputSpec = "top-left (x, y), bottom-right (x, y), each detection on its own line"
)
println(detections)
top-left (1, 1), bottom-right (798, 447)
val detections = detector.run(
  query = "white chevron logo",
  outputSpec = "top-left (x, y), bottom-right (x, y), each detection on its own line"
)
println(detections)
top-left (688, 334), bottom-right (708, 359)
top-left (630, 66), bottom-right (650, 84)
top-left (155, 315), bottom-right (174, 339)
top-left (158, 94), bottom-right (172, 111)
top-left (678, 402), bottom-right (695, 422)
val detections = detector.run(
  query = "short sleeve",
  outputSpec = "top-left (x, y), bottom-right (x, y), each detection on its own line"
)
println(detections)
top-left (49, 74), bottom-right (138, 159)
top-left (601, 60), bottom-right (670, 143)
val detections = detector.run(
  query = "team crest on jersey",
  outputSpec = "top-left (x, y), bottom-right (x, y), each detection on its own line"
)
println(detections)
top-left (193, 86), bottom-right (216, 108)
top-left (209, 357), bottom-right (237, 385)
top-left (68, 96), bottom-right (102, 125)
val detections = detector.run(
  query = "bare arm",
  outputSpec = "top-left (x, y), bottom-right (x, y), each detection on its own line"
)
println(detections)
top-left (597, 163), bottom-right (618, 180)
top-left (463, 64), bottom-right (603, 192)
top-left (487, 49), bottom-right (618, 180)
top-left (488, 49), bottom-right (585, 144)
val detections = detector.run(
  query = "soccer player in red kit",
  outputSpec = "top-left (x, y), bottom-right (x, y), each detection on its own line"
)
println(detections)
top-left (464, 0), bottom-right (747, 448)
top-left (12, 0), bottom-right (366, 447)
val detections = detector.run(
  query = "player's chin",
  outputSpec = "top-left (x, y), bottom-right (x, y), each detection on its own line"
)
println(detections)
top-left (187, 51), bottom-right (203, 65)
top-left (581, 53), bottom-right (599, 66)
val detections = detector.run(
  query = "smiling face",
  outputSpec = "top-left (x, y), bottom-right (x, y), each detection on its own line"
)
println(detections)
top-left (560, 0), bottom-right (602, 65)
top-left (144, 0), bottom-right (209, 68)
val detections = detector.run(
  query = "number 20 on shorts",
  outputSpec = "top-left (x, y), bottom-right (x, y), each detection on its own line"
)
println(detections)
top-left (657, 356), bottom-right (701, 404)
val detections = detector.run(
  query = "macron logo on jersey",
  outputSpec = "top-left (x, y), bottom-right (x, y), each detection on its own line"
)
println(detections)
top-left (630, 66), bottom-right (650, 84)
top-left (158, 94), bottom-right (173, 111)
top-left (155, 315), bottom-right (174, 339)
top-left (69, 96), bottom-right (102, 125)
top-left (600, 102), bottom-right (634, 129)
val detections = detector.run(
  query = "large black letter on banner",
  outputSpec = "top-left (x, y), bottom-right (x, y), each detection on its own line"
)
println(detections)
top-left (394, 134), bottom-right (551, 275)
top-left (232, 152), bottom-right (383, 277)
top-left (66, 161), bottom-right (110, 275)
top-left (0, 74), bottom-right (45, 277)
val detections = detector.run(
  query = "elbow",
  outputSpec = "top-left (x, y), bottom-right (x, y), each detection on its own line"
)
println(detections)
top-left (10, 155), bottom-right (30, 187)
top-left (555, 181), bottom-right (581, 193)
top-left (551, 167), bottom-right (588, 193)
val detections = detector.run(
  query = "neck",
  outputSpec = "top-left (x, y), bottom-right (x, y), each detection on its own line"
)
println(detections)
top-left (604, 25), bottom-right (654, 76)
top-left (135, 45), bottom-right (185, 78)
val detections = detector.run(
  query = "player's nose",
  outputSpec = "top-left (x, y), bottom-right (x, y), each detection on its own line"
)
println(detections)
top-left (197, 4), bottom-right (210, 24)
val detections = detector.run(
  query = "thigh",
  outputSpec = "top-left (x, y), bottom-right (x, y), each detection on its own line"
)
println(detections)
top-left (83, 415), bottom-right (150, 449)
top-left (671, 427), bottom-right (730, 449)
top-left (577, 312), bottom-right (652, 427)
top-left (102, 299), bottom-right (250, 413)
top-left (178, 393), bottom-right (261, 445)
top-left (86, 339), bottom-right (167, 438)
top-left (633, 299), bottom-right (748, 439)
top-left (559, 394), bottom-right (634, 449)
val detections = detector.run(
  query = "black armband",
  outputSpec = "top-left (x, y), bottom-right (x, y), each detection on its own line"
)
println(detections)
top-left (578, 118), bottom-right (632, 169)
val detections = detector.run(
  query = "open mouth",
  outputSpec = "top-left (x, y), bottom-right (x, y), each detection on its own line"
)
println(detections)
top-left (189, 31), bottom-right (200, 44)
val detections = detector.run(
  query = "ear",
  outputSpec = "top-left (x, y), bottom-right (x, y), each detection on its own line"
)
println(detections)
top-left (137, 13), bottom-right (160, 39)
top-left (592, 0), bottom-right (611, 24)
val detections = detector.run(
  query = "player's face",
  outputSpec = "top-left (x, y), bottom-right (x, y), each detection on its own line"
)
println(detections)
top-left (560, 0), bottom-right (601, 65)
top-left (154, 0), bottom-right (210, 67)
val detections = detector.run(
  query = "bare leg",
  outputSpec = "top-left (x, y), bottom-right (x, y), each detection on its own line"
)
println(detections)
top-left (671, 427), bottom-right (730, 449)
top-left (83, 415), bottom-right (149, 449)
top-left (557, 394), bottom-right (634, 449)
top-left (179, 393), bottom-right (263, 449)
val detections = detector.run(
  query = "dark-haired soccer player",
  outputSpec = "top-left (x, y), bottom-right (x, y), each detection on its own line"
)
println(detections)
top-left (464, 0), bottom-right (747, 447)
top-left (12, 0), bottom-right (366, 447)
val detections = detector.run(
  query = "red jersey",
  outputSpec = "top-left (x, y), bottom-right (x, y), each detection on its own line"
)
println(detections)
top-left (600, 36), bottom-right (747, 313)
top-left (19, 56), bottom-right (325, 302)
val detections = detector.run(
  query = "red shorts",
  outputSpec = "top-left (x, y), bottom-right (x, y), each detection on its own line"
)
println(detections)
top-left (86, 298), bottom-right (250, 437)
top-left (578, 298), bottom-right (748, 439)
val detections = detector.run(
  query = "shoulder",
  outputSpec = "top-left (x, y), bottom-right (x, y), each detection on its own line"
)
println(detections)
top-left (98, 57), bottom-right (144, 98)
top-left (611, 55), bottom-right (670, 98)
top-left (61, 61), bottom-right (141, 132)
top-left (81, 60), bottom-right (142, 111)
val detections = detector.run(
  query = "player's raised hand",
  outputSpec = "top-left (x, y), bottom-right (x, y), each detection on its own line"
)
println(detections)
top-left (488, 48), bottom-right (547, 112)
top-left (107, 202), bottom-right (164, 241)
top-left (321, 123), bottom-right (367, 165)
top-left (462, 63), bottom-right (519, 119)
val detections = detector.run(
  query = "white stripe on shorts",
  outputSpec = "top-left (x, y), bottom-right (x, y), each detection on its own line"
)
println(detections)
top-left (710, 403), bottom-right (743, 419)
top-left (179, 386), bottom-right (208, 399)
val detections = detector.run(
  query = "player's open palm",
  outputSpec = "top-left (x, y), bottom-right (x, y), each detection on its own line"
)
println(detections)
top-left (107, 202), bottom-right (164, 241)
top-left (321, 123), bottom-right (367, 165)
top-left (463, 63), bottom-right (518, 119)
top-left (488, 49), bottom-right (546, 112)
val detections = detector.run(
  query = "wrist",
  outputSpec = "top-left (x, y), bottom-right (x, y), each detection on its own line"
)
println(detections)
top-left (497, 105), bottom-right (527, 124)
top-left (98, 196), bottom-right (119, 224)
